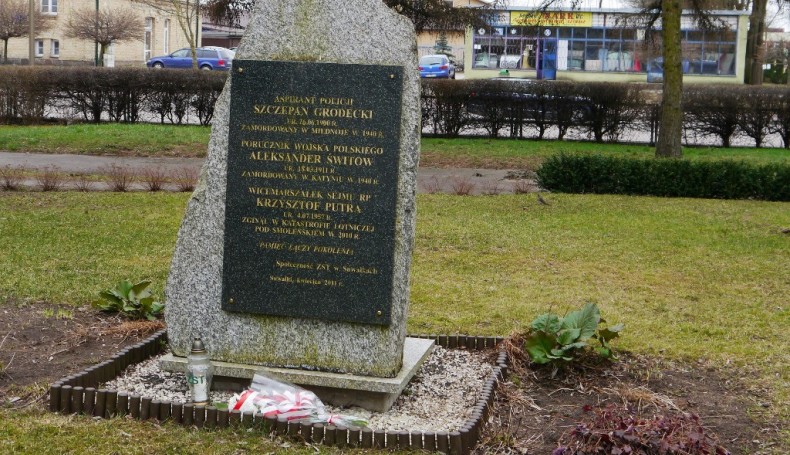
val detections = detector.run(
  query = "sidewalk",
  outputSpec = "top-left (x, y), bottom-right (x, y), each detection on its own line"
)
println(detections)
top-left (0, 151), bottom-right (537, 194)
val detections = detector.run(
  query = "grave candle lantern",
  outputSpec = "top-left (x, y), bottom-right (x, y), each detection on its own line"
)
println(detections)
top-left (186, 337), bottom-right (212, 406)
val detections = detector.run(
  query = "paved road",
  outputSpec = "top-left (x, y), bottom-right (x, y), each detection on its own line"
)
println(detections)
top-left (0, 151), bottom-right (536, 194)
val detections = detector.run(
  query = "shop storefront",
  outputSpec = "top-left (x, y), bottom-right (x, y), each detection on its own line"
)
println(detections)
top-left (464, 9), bottom-right (749, 83)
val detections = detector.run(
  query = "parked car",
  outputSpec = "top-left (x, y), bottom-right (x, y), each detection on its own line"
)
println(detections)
top-left (419, 54), bottom-right (455, 79)
top-left (146, 46), bottom-right (235, 71)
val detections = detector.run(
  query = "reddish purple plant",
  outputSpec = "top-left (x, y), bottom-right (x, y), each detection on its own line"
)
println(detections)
top-left (556, 404), bottom-right (731, 455)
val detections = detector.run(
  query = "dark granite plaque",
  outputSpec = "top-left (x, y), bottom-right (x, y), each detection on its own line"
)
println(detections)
top-left (221, 60), bottom-right (403, 326)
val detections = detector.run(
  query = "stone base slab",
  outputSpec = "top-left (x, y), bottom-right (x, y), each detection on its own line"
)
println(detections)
top-left (160, 337), bottom-right (434, 412)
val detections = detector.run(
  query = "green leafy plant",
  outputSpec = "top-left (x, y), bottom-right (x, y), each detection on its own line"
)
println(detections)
top-left (93, 279), bottom-right (164, 320)
top-left (524, 303), bottom-right (623, 364)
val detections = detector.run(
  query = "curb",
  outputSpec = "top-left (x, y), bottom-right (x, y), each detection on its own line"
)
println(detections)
top-left (47, 329), bottom-right (509, 454)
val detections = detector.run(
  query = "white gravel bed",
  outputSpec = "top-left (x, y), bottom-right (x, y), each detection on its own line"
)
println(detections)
top-left (105, 345), bottom-right (494, 432)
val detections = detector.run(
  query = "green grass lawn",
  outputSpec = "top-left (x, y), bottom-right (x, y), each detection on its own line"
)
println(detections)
top-left (1, 192), bottom-right (787, 382)
top-left (0, 124), bottom-right (209, 158)
top-left (1, 191), bottom-right (788, 452)
top-left (2, 124), bottom-right (789, 169)
top-left (421, 137), bottom-right (790, 169)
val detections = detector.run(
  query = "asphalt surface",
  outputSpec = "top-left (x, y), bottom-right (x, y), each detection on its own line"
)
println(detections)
top-left (0, 151), bottom-right (536, 194)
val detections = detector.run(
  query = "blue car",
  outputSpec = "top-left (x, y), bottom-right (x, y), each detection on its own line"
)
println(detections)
top-left (146, 46), bottom-right (235, 71)
top-left (419, 54), bottom-right (456, 79)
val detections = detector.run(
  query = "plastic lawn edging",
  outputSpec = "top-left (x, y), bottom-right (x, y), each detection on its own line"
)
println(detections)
top-left (47, 329), bottom-right (509, 454)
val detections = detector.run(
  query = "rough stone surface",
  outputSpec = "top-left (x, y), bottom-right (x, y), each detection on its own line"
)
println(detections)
top-left (160, 338), bottom-right (434, 412)
top-left (106, 346), bottom-right (492, 432)
top-left (164, 0), bottom-right (420, 377)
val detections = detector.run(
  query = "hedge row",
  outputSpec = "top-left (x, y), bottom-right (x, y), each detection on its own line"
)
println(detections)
top-left (422, 79), bottom-right (646, 143)
top-left (0, 67), bottom-right (226, 125)
top-left (4, 66), bottom-right (790, 149)
top-left (423, 80), bottom-right (790, 148)
top-left (536, 154), bottom-right (790, 201)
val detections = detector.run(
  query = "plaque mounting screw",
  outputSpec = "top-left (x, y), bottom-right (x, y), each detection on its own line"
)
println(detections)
top-left (389, 74), bottom-right (395, 79)
top-left (237, 68), bottom-right (244, 73)
top-left (376, 310), bottom-right (382, 317)
top-left (228, 298), bottom-right (235, 305)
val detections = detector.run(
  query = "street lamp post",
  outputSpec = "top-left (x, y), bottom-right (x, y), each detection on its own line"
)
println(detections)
top-left (95, 0), bottom-right (99, 66)
top-left (28, 0), bottom-right (35, 65)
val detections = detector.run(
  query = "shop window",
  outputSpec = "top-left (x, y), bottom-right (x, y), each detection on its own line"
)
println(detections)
top-left (51, 40), bottom-right (59, 57)
top-left (587, 28), bottom-right (603, 39)
top-left (687, 30), bottom-right (704, 42)
top-left (40, 0), bottom-right (57, 14)
top-left (558, 27), bottom-right (572, 39)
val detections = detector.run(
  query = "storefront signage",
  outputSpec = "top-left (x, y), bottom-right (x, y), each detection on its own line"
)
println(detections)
top-left (489, 11), bottom-right (511, 27)
top-left (511, 11), bottom-right (593, 27)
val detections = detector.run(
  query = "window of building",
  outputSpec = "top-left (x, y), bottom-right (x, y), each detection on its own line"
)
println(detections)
top-left (51, 40), bottom-right (59, 57)
top-left (35, 40), bottom-right (44, 57)
top-left (40, 0), bottom-right (57, 14)
top-left (144, 17), bottom-right (153, 60)
top-left (471, 12), bottom-right (738, 76)
top-left (163, 19), bottom-right (170, 54)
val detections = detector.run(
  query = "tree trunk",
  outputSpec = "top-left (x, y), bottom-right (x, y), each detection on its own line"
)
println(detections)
top-left (3, 40), bottom-right (7, 63)
top-left (745, 0), bottom-right (768, 85)
top-left (655, 0), bottom-right (683, 158)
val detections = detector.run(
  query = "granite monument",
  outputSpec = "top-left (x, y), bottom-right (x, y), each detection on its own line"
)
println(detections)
top-left (162, 0), bottom-right (427, 411)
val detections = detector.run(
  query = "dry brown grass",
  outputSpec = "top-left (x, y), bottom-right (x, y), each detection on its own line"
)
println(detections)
top-left (140, 167), bottom-right (168, 192)
top-left (421, 175), bottom-right (443, 194)
top-left (1, 165), bottom-right (25, 191)
top-left (101, 164), bottom-right (135, 192)
top-left (35, 166), bottom-right (63, 192)
top-left (73, 174), bottom-right (93, 192)
top-left (173, 166), bottom-right (199, 192)
top-left (481, 180), bottom-right (503, 195)
top-left (450, 176), bottom-right (475, 195)
top-left (513, 179), bottom-right (536, 194)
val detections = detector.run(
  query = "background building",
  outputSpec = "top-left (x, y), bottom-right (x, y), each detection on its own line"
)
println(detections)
top-left (4, 0), bottom-right (194, 66)
top-left (461, 0), bottom-right (750, 83)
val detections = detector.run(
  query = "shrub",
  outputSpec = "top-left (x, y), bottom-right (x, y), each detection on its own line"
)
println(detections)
top-left (101, 163), bottom-right (135, 192)
top-left (556, 404), bottom-right (731, 455)
top-left (0, 165), bottom-right (25, 190)
top-left (35, 165), bottom-right (63, 191)
top-left (422, 79), bottom-right (473, 137)
top-left (524, 303), bottom-right (623, 365)
top-left (577, 82), bottom-right (642, 143)
top-left (536, 154), bottom-right (790, 201)
top-left (173, 166), bottom-right (199, 192)
top-left (93, 279), bottom-right (164, 321)
top-left (140, 167), bottom-right (168, 192)
top-left (683, 85), bottom-right (741, 148)
top-left (0, 67), bottom-right (58, 123)
top-left (0, 66), bottom-right (226, 125)
top-left (737, 86), bottom-right (780, 148)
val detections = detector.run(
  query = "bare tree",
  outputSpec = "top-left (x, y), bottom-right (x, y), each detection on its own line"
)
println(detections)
top-left (64, 7), bottom-right (143, 66)
top-left (204, 0), bottom-right (503, 33)
top-left (382, 0), bottom-right (504, 33)
top-left (133, 0), bottom-right (201, 68)
top-left (627, 0), bottom-right (726, 157)
top-left (0, 0), bottom-right (51, 62)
